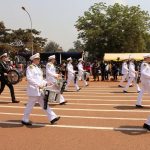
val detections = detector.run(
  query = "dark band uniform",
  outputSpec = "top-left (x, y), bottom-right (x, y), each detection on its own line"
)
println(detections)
top-left (0, 53), bottom-right (19, 103)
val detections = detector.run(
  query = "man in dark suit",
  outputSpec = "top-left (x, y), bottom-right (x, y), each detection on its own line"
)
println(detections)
top-left (0, 53), bottom-right (19, 103)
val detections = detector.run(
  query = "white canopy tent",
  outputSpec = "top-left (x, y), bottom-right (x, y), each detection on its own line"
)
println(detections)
top-left (104, 53), bottom-right (150, 61)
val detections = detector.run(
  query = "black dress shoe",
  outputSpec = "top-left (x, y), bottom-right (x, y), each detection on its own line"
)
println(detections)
top-left (136, 105), bottom-right (143, 108)
top-left (59, 101), bottom-right (67, 105)
top-left (129, 85), bottom-right (133, 87)
top-left (51, 116), bottom-right (60, 124)
top-left (123, 90), bottom-right (128, 93)
top-left (21, 120), bottom-right (32, 126)
top-left (12, 100), bottom-right (20, 103)
top-left (143, 123), bottom-right (150, 131)
top-left (137, 91), bottom-right (141, 93)
top-left (118, 85), bottom-right (123, 88)
top-left (76, 88), bottom-right (81, 92)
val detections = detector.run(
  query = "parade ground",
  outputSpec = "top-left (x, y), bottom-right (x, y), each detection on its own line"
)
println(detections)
top-left (0, 79), bottom-right (150, 150)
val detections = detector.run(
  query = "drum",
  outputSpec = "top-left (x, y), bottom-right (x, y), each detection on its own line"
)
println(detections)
top-left (7, 69), bottom-right (20, 84)
top-left (42, 86), bottom-right (60, 103)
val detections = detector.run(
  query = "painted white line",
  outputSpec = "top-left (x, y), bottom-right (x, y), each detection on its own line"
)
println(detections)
top-left (1, 98), bottom-right (150, 102)
top-left (0, 121), bottom-right (146, 131)
top-left (0, 112), bottom-right (146, 121)
top-left (0, 105), bottom-right (150, 113)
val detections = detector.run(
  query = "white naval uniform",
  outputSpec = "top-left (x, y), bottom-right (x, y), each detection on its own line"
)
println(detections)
top-left (138, 63), bottom-right (150, 125)
top-left (65, 62), bottom-right (79, 91)
top-left (22, 64), bottom-right (57, 123)
top-left (77, 62), bottom-right (88, 86)
top-left (46, 62), bottom-right (65, 104)
top-left (119, 62), bottom-right (128, 86)
top-left (124, 62), bottom-right (140, 92)
top-left (136, 62), bottom-right (149, 106)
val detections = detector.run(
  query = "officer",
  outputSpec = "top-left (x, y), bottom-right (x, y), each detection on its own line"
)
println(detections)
top-left (46, 55), bottom-right (67, 105)
top-left (0, 53), bottom-right (19, 103)
top-left (136, 54), bottom-right (150, 108)
top-left (77, 58), bottom-right (88, 87)
top-left (118, 59), bottom-right (129, 87)
top-left (137, 54), bottom-right (150, 130)
top-left (21, 53), bottom-right (60, 126)
top-left (65, 57), bottom-right (80, 91)
top-left (123, 59), bottom-right (140, 93)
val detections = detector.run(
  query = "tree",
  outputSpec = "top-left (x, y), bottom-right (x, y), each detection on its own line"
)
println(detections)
top-left (68, 40), bottom-right (84, 52)
top-left (75, 3), bottom-right (150, 58)
top-left (0, 21), bottom-right (47, 53)
top-left (44, 41), bottom-right (63, 52)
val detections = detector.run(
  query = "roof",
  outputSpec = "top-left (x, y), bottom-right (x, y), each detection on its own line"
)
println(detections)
top-left (104, 53), bottom-right (150, 61)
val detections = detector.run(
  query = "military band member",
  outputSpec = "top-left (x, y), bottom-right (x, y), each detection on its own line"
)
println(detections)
top-left (46, 55), bottom-right (67, 105)
top-left (22, 53), bottom-right (60, 126)
top-left (136, 55), bottom-right (150, 108)
top-left (118, 59), bottom-right (128, 87)
top-left (77, 58), bottom-right (88, 87)
top-left (65, 57), bottom-right (80, 91)
top-left (123, 59), bottom-right (140, 93)
top-left (0, 53), bottom-right (19, 103)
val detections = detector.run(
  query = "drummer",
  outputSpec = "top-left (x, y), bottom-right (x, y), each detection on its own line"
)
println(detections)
top-left (0, 52), bottom-right (19, 103)
top-left (46, 55), bottom-right (67, 105)
top-left (22, 53), bottom-right (60, 125)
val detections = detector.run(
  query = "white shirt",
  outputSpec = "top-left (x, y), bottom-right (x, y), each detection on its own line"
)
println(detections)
top-left (26, 64), bottom-right (47, 96)
top-left (121, 62), bottom-right (128, 75)
top-left (46, 62), bottom-right (58, 84)
top-left (67, 62), bottom-right (75, 75)
top-left (77, 62), bottom-right (84, 76)
top-left (129, 62), bottom-right (136, 78)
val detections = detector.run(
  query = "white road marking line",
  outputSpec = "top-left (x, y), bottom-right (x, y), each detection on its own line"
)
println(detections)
top-left (1, 98), bottom-right (150, 102)
top-left (0, 121), bottom-right (146, 131)
top-left (0, 105), bottom-right (150, 113)
top-left (1, 94), bottom-right (149, 97)
top-left (0, 112), bottom-right (146, 121)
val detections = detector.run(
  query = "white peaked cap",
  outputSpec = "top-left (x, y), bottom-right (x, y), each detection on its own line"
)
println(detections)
top-left (30, 53), bottom-right (40, 61)
top-left (143, 54), bottom-right (150, 59)
top-left (48, 55), bottom-right (55, 60)
top-left (0, 53), bottom-right (7, 58)
top-left (78, 58), bottom-right (83, 61)
top-left (67, 57), bottom-right (72, 61)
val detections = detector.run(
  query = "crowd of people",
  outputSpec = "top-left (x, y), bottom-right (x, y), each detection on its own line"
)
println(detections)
top-left (1, 52), bottom-right (150, 131)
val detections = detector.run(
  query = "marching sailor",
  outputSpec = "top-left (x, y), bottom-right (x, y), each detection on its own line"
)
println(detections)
top-left (118, 59), bottom-right (128, 87)
top-left (138, 54), bottom-right (150, 130)
top-left (0, 52), bottom-right (19, 103)
top-left (65, 57), bottom-right (80, 91)
top-left (136, 54), bottom-right (150, 108)
top-left (77, 58), bottom-right (88, 87)
top-left (22, 53), bottom-right (60, 126)
top-left (46, 55), bottom-right (67, 105)
top-left (123, 59), bottom-right (140, 93)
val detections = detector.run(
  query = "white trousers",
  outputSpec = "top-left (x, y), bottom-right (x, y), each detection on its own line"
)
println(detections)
top-left (136, 87), bottom-right (145, 105)
top-left (65, 74), bottom-right (79, 90)
top-left (124, 77), bottom-right (140, 92)
top-left (22, 96), bottom-right (57, 122)
top-left (79, 73), bottom-right (88, 86)
top-left (119, 74), bottom-right (128, 86)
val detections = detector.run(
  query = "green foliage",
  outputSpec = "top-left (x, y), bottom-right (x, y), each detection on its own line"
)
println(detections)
top-left (0, 21), bottom-right (47, 53)
top-left (75, 2), bottom-right (150, 58)
top-left (44, 41), bottom-right (63, 52)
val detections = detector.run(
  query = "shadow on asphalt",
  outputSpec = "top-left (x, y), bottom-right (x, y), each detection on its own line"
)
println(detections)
top-left (0, 120), bottom-right (45, 129)
top-left (114, 126), bottom-right (148, 135)
top-left (0, 101), bottom-right (12, 104)
top-left (112, 91), bottom-right (137, 93)
top-left (114, 106), bottom-right (150, 110)
top-left (0, 120), bottom-right (23, 128)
